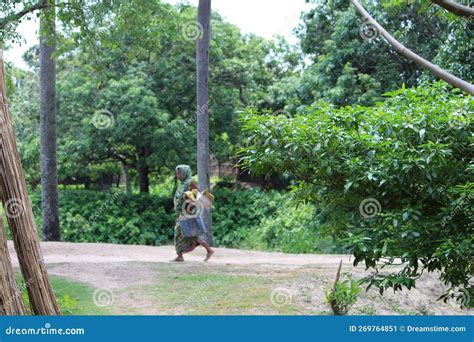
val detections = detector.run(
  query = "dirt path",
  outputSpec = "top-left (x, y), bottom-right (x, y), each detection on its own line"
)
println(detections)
top-left (7, 241), bottom-right (356, 266)
top-left (7, 241), bottom-right (471, 315)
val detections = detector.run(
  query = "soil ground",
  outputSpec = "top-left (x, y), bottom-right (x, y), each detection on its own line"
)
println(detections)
top-left (8, 241), bottom-right (470, 315)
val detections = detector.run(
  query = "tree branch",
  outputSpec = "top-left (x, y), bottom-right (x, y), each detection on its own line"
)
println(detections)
top-left (430, 0), bottom-right (474, 18)
top-left (0, 1), bottom-right (51, 31)
top-left (351, 0), bottom-right (474, 95)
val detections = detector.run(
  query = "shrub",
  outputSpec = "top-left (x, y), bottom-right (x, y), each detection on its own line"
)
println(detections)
top-left (244, 202), bottom-right (344, 253)
top-left (30, 189), bottom-right (176, 246)
top-left (239, 81), bottom-right (473, 302)
top-left (326, 275), bottom-right (361, 316)
top-left (211, 188), bottom-right (286, 247)
top-left (16, 187), bottom-right (341, 253)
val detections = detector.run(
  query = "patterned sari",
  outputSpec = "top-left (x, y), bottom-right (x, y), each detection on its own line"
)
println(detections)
top-left (173, 165), bottom-right (205, 254)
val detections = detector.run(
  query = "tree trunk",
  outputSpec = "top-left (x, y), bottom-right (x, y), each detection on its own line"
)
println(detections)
top-left (351, 0), bottom-right (474, 95)
top-left (0, 52), bottom-right (61, 316)
top-left (197, 0), bottom-right (213, 246)
top-left (39, 0), bottom-right (60, 241)
top-left (138, 146), bottom-right (150, 193)
top-left (122, 162), bottom-right (132, 195)
top-left (0, 218), bottom-right (25, 315)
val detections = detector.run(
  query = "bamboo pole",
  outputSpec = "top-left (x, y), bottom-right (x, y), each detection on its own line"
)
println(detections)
top-left (0, 217), bottom-right (25, 315)
top-left (0, 51), bottom-right (60, 315)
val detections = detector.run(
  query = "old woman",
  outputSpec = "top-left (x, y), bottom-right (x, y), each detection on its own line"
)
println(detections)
top-left (172, 164), bottom-right (214, 262)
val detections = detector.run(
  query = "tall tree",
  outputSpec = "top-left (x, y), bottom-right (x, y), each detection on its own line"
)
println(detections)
top-left (197, 0), bottom-right (213, 245)
top-left (39, 0), bottom-right (60, 240)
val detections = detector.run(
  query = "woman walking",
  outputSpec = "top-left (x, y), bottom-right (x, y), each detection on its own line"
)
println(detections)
top-left (172, 164), bottom-right (214, 262)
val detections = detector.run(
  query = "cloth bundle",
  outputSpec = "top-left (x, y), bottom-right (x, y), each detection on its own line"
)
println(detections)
top-left (184, 189), bottom-right (214, 209)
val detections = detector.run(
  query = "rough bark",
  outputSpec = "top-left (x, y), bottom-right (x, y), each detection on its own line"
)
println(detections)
top-left (197, 0), bottom-right (213, 246)
top-left (351, 0), bottom-right (474, 95)
top-left (430, 0), bottom-right (474, 18)
top-left (0, 218), bottom-right (25, 315)
top-left (122, 162), bottom-right (132, 195)
top-left (138, 147), bottom-right (150, 193)
top-left (0, 52), bottom-right (61, 315)
top-left (39, 0), bottom-right (60, 241)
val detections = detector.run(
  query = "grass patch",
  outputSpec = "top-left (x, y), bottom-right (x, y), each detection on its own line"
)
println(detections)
top-left (16, 275), bottom-right (112, 315)
top-left (150, 273), bottom-right (303, 315)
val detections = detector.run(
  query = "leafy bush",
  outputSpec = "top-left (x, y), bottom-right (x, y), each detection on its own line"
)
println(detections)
top-left (211, 188), bottom-right (286, 247)
top-left (244, 202), bottom-right (344, 253)
top-left (326, 275), bottom-right (362, 316)
top-left (22, 187), bottom-right (341, 252)
top-left (30, 189), bottom-right (176, 246)
top-left (239, 82), bottom-right (473, 302)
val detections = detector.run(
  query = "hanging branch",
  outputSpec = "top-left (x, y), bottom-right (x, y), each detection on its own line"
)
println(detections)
top-left (0, 1), bottom-right (51, 30)
top-left (430, 0), bottom-right (474, 18)
top-left (351, 0), bottom-right (474, 95)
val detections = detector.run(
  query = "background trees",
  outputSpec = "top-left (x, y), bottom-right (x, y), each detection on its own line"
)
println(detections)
top-left (2, 0), bottom-right (471, 307)
top-left (6, 1), bottom-right (298, 192)
top-left (292, 0), bottom-right (473, 106)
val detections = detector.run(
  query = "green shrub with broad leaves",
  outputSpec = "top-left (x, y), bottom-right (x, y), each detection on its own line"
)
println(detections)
top-left (326, 275), bottom-right (362, 315)
top-left (239, 82), bottom-right (473, 304)
top-left (29, 190), bottom-right (176, 246)
top-left (24, 187), bottom-right (336, 253)
top-left (211, 188), bottom-right (286, 247)
top-left (244, 202), bottom-right (344, 253)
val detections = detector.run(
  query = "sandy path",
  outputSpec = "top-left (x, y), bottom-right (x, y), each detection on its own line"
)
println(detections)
top-left (7, 241), bottom-right (355, 267)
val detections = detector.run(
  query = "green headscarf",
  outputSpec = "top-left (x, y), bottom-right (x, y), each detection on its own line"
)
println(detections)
top-left (173, 164), bottom-right (192, 213)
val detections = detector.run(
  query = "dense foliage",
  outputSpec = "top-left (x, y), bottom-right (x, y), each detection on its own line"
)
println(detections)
top-left (21, 187), bottom-right (339, 254)
top-left (240, 82), bottom-right (473, 300)
top-left (2, 0), bottom-right (472, 307)
top-left (5, 1), bottom-right (299, 191)
top-left (288, 0), bottom-right (473, 107)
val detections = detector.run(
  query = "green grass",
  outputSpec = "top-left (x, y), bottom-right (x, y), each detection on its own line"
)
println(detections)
top-left (149, 272), bottom-right (304, 315)
top-left (16, 275), bottom-right (112, 315)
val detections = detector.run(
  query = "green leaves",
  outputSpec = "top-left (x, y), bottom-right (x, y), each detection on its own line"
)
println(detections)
top-left (239, 81), bottom-right (473, 304)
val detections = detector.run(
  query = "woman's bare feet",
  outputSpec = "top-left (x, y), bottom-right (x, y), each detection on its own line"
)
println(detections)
top-left (172, 255), bottom-right (184, 262)
top-left (204, 249), bottom-right (214, 262)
